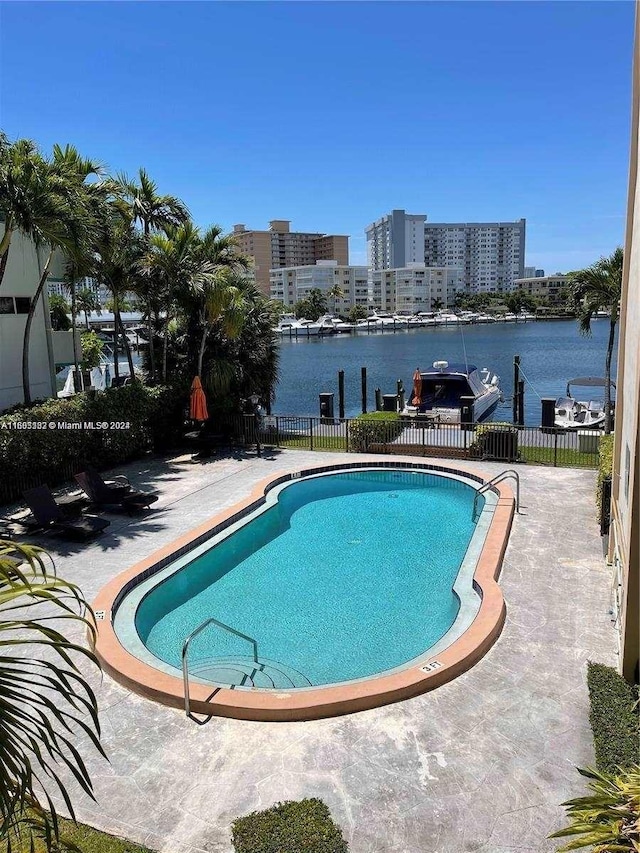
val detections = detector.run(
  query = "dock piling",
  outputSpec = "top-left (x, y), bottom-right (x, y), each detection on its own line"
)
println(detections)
top-left (361, 367), bottom-right (367, 414)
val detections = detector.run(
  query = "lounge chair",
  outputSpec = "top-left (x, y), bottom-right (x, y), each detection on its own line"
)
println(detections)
top-left (3, 490), bottom-right (88, 533)
top-left (74, 469), bottom-right (158, 513)
top-left (23, 486), bottom-right (110, 540)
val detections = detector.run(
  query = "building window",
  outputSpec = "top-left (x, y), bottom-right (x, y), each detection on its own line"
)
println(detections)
top-left (0, 297), bottom-right (14, 314)
top-left (15, 298), bottom-right (31, 314)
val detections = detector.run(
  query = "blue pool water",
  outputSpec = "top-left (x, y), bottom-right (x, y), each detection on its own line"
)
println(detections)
top-left (135, 470), bottom-right (482, 686)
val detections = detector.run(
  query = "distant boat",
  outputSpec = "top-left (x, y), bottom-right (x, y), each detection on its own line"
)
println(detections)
top-left (402, 360), bottom-right (502, 423)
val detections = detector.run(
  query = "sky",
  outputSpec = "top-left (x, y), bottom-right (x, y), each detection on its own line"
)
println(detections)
top-left (0, 1), bottom-right (635, 272)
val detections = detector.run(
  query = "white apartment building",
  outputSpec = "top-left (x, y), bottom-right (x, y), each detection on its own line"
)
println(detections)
top-left (270, 261), bottom-right (370, 312)
top-left (366, 210), bottom-right (526, 293)
top-left (369, 265), bottom-right (464, 313)
top-left (424, 219), bottom-right (526, 293)
top-left (0, 231), bottom-right (78, 411)
top-left (47, 276), bottom-right (100, 301)
top-left (365, 210), bottom-right (426, 271)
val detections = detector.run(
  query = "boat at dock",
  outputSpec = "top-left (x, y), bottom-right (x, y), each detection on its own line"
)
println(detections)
top-left (402, 360), bottom-right (502, 423)
top-left (555, 377), bottom-right (616, 430)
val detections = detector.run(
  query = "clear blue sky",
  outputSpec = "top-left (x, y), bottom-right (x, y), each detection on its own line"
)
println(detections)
top-left (0, 1), bottom-right (635, 271)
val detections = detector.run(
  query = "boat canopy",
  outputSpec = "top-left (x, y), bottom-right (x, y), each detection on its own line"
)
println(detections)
top-left (566, 377), bottom-right (616, 396)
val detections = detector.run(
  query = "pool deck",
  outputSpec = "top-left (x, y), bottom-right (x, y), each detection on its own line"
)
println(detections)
top-left (11, 448), bottom-right (616, 853)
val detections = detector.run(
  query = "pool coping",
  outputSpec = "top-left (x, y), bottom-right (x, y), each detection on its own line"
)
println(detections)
top-left (92, 459), bottom-right (515, 721)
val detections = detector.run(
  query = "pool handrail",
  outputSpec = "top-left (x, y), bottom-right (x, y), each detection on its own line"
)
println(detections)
top-left (473, 469), bottom-right (520, 521)
top-left (182, 617), bottom-right (259, 718)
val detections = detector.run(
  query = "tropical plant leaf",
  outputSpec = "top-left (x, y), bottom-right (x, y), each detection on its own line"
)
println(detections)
top-left (0, 540), bottom-right (105, 852)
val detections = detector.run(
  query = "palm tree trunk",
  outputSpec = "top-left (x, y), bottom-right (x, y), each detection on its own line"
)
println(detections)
top-left (0, 218), bottom-right (14, 289)
top-left (147, 300), bottom-right (156, 383)
top-left (604, 316), bottom-right (617, 435)
top-left (116, 309), bottom-right (136, 381)
top-left (162, 326), bottom-right (169, 383)
top-left (112, 291), bottom-right (120, 382)
top-left (197, 322), bottom-right (208, 378)
top-left (70, 272), bottom-right (81, 392)
top-left (22, 250), bottom-right (54, 405)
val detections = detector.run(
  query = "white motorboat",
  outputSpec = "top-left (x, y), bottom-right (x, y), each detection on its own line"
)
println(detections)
top-left (502, 313), bottom-right (517, 322)
top-left (318, 315), bottom-right (355, 333)
top-left (402, 360), bottom-right (502, 423)
top-left (476, 313), bottom-right (497, 323)
top-left (273, 315), bottom-right (327, 336)
top-left (555, 377), bottom-right (616, 430)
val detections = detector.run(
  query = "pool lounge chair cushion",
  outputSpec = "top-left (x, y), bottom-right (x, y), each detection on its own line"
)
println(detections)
top-left (22, 486), bottom-right (110, 540)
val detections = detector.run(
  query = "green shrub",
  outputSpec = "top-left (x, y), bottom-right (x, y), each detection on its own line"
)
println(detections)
top-left (0, 383), bottom-right (188, 504)
top-left (80, 331), bottom-right (104, 370)
top-left (587, 662), bottom-right (639, 773)
top-left (231, 799), bottom-right (348, 853)
top-left (349, 411), bottom-right (402, 451)
top-left (596, 434), bottom-right (614, 524)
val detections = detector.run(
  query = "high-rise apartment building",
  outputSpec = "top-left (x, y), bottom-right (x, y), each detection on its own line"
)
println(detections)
top-left (366, 210), bottom-right (526, 293)
top-left (270, 261), bottom-right (369, 312)
top-left (365, 210), bottom-right (426, 271)
top-left (232, 220), bottom-right (349, 296)
top-left (424, 219), bottom-right (526, 293)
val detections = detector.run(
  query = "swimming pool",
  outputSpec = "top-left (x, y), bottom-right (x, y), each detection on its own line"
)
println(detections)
top-left (95, 461), bottom-right (514, 720)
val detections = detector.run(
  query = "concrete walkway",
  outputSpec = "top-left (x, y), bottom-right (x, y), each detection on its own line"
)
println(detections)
top-left (14, 448), bottom-right (616, 853)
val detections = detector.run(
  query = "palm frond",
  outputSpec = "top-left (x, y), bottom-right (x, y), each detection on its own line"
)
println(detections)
top-left (0, 540), bottom-right (105, 852)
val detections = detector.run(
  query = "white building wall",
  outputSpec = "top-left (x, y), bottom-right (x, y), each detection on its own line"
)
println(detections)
top-left (369, 266), bottom-right (463, 312)
top-left (270, 262), bottom-right (369, 312)
top-left (0, 230), bottom-right (57, 410)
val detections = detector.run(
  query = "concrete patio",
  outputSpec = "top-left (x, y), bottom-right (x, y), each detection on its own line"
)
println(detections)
top-left (12, 448), bottom-right (617, 853)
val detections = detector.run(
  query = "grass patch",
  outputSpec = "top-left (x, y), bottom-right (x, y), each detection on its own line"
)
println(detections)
top-left (587, 662), bottom-right (639, 773)
top-left (9, 812), bottom-right (156, 853)
top-left (231, 798), bottom-right (348, 853)
top-left (277, 436), bottom-right (348, 451)
top-left (519, 445), bottom-right (598, 468)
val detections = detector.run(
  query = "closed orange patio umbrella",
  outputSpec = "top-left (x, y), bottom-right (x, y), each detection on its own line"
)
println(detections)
top-left (190, 376), bottom-right (209, 422)
top-left (411, 368), bottom-right (422, 406)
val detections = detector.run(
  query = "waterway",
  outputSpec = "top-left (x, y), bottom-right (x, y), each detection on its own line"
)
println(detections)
top-left (272, 319), bottom-right (618, 426)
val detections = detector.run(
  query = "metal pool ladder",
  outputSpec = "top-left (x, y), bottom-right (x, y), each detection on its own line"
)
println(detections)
top-left (182, 617), bottom-right (258, 720)
top-left (472, 469), bottom-right (520, 521)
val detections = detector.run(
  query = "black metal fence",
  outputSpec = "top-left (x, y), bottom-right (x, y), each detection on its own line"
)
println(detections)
top-left (231, 414), bottom-right (601, 469)
top-left (0, 414), bottom-right (600, 513)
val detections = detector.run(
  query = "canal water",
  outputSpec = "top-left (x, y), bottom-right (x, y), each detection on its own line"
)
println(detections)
top-left (272, 319), bottom-right (618, 426)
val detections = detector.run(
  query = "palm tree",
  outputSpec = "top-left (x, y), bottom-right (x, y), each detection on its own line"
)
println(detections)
top-left (118, 169), bottom-right (189, 382)
top-left (76, 286), bottom-right (99, 328)
top-left (143, 222), bottom-right (212, 383)
top-left (569, 247), bottom-right (623, 434)
top-left (0, 540), bottom-right (104, 852)
top-left (93, 204), bottom-right (146, 383)
top-left (21, 145), bottom-right (106, 404)
top-left (327, 283), bottom-right (343, 317)
top-left (193, 226), bottom-right (251, 379)
top-left (0, 137), bottom-right (78, 290)
top-left (431, 297), bottom-right (444, 312)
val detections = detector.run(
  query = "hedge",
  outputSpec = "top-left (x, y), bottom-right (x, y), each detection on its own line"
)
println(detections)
top-left (231, 799), bottom-right (348, 853)
top-left (586, 662), bottom-right (639, 772)
top-left (349, 411), bottom-right (402, 451)
top-left (596, 434), bottom-right (614, 525)
top-left (0, 383), bottom-right (187, 504)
